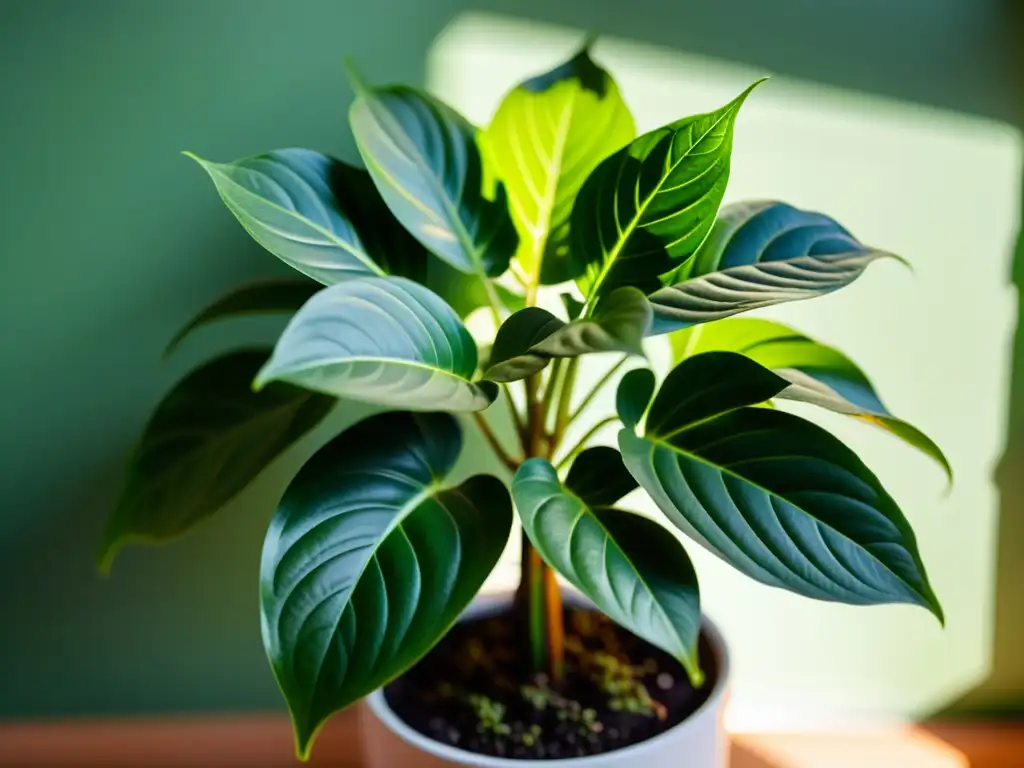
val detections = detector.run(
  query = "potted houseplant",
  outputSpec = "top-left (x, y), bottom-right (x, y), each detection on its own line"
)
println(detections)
top-left (100, 39), bottom-right (949, 767)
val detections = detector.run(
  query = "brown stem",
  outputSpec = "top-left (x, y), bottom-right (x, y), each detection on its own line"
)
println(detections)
top-left (471, 412), bottom-right (521, 472)
top-left (543, 563), bottom-right (565, 684)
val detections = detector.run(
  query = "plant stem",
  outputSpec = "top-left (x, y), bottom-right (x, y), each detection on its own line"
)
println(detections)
top-left (471, 412), bottom-right (520, 472)
top-left (526, 539), bottom-right (546, 672)
top-left (550, 358), bottom-right (580, 457)
top-left (567, 354), bottom-right (628, 425)
top-left (544, 564), bottom-right (565, 683)
top-left (480, 275), bottom-right (505, 330)
top-left (501, 385), bottom-right (527, 444)
top-left (554, 416), bottom-right (619, 471)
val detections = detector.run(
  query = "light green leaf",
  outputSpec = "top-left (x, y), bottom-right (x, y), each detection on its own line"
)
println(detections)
top-left (615, 368), bottom-right (656, 431)
top-left (166, 278), bottom-right (321, 354)
top-left (671, 318), bottom-right (951, 480)
top-left (619, 351), bottom-right (943, 620)
top-left (348, 75), bottom-right (518, 278)
top-left (485, 40), bottom-right (635, 285)
top-left (255, 277), bottom-right (497, 411)
top-left (649, 201), bottom-right (896, 335)
top-left (186, 149), bottom-right (386, 284)
top-left (484, 287), bottom-right (651, 382)
top-left (570, 81), bottom-right (763, 301)
top-left (262, 411), bottom-right (512, 758)
top-left (99, 350), bottom-right (334, 572)
top-left (513, 459), bottom-right (703, 684)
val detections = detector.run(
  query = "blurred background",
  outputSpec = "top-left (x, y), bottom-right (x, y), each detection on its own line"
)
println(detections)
top-left (0, 0), bottom-right (1021, 739)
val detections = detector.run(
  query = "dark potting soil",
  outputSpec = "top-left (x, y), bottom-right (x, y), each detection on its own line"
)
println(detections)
top-left (384, 607), bottom-right (717, 760)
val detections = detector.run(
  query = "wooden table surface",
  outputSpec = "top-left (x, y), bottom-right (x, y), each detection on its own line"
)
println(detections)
top-left (1, 708), bottom-right (1021, 767)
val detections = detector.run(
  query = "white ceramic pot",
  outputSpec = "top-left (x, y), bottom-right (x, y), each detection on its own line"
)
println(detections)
top-left (361, 592), bottom-right (730, 768)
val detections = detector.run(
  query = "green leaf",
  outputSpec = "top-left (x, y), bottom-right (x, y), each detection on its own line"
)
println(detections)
top-left (615, 368), bottom-right (656, 431)
top-left (570, 81), bottom-right (763, 301)
top-left (513, 459), bottom-right (703, 684)
top-left (329, 161), bottom-right (525, 319)
top-left (565, 445), bottom-right (639, 509)
top-left (186, 149), bottom-right (387, 284)
top-left (166, 278), bottom-right (321, 354)
top-left (262, 411), bottom-right (512, 758)
top-left (619, 351), bottom-right (943, 620)
top-left (671, 318), bottom-right (951, 480)
top-left (348, 75), bottom-right (518, 278)
top-left (484, 287), bottom-right (651, 382)
top-left (99, 350), bottom-right (333, 572)
top-left (255, 277), bottom-right (497, 411)
top-left (484, 40), bottom-right (636, 285)
top-left (649, 201), bottom-right (897, 335)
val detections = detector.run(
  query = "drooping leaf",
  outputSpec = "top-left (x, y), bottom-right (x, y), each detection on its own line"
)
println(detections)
top-left (166, 278), bottom-right (321, 354)
top-left (186, 149), bottom-right (386, 284)
top-left (648, 201), bottom-right (898, 335)
top-left (255, 277), bottom-right (497, 411)
top-left (262, 411), bottom-right (512, 758)
top-left (484, 287), bottom-right (651, 382)
top-left (565, 446), bottom-right (639, 509)
top-left (513, 459), bottom-right (703, 684)
top-left (348, 75), bottom-right (518, 278)
top-left (618, 351), bottom-right (943, 619)
top-left (615, 367), bottom-right (656, 431)
top-left (98, 350), bottom-right (333, 572)
top-left (570, 81), bottom-right (763, 301)
top-left (485, 40), bottom-right (635, 285)
top-left (671, 318), bottom-right (951, 480)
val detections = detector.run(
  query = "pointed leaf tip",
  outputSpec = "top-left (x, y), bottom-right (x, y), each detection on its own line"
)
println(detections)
top-left (344, 57), bottom-right (371, 97)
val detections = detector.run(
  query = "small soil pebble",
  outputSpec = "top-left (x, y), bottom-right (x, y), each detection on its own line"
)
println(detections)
top-left (384, 607), bottom-right (717, 760)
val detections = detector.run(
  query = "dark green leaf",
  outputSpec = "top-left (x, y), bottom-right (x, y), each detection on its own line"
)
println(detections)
top-left (262, 411), bottom-right (512, 758)
top-left (166, 278), bottom-right (321, 354)
top-left (565, 446), bottom-right (639, 509)
top-left (484, 287), bottom-right (651, 382)
top-left (571, 81), bottom-right (763, 301)
top-left (649, 201), bottom-right (897, 335)
top-left (348, 76), bottom-right (518, 278)
top-left (671, 318), bottom-right (951, 480)
top-left (513, 459), bottom-right (702, 684)
top-left (615, 368), bottom-right (656, 431)
top-left (186, 149), bottom-right (386, 284)
top-left (619, 351), bottom-right (943, 619)
top-left (485, 40), bottom-right (635, 285)
top-left (561, 292), bottom-right (585, 320)
top-left (255, 277), bottom-right (497, 411)
top-left (98, 350), bottom-right (333, 572)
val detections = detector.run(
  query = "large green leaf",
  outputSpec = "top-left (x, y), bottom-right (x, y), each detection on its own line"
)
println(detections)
top-left (99, 350), bottom-right (333, 572)
top-left (649, 201), bottom-right (896, 335)
top-left (565, 445), bottom-right (639, 509)
top-left (166, 278), bottom-right (321, 354)
top-left (262, 411), bottom-right (512, 758)
top-left (348, 75), bottom-right (518, 278)
top-left (255, 277), bottom-right (497, 411)
top-left (618, 351), bottom-right (943, 619)
top-left (513, 459), bottom-right (703, 684)
top-left (186, 149), bottom-right (386, 284)
top-left (570, 81), bottom-right (763, 301)
top-left (671, 318), bottom-right (951, 480)
top-left (484, 40), bottom-right (635, 285)
top-left (484, 287), bottom-right (651, 382)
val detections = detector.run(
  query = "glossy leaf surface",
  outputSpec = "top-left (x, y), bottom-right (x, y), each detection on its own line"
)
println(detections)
top-left (485, 287), bottom-right (651, 382)
top-left (615, 367), bottom-right (656, 431)
top-left (649, 201), bottom-right (895, 335)
top-left (571, 82), bottom-right (762, 300)
top-left (485, 42), bottom-right (635, 285)
top-left (349, 80), bottom-right (518, 278)
top-left (513, 459), bottom-right (702, 683)
top-left (565, 445), bottom-right (639, 509)
top-left (619, 351), bottom-right (943, 619)
top-left (256, 277), bottom-right (497, 411)
top-left (187, 149), bottom-right (386, 284)
top-left (166, 278), bottom-right (321, 353)
top-left (262, 411), bottom-right (512, 757)
top-left (671, 318), bottom-right (950, 479)
top-left (99, 350), bottom-right (333, 571)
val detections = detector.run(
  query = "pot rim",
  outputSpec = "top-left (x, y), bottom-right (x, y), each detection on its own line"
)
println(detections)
top-left (365, 589), bottom-right (730, 766)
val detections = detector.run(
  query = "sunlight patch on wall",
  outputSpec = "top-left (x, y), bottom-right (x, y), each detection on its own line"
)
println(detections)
top-left (430, 13), bottom-right (1022, 730)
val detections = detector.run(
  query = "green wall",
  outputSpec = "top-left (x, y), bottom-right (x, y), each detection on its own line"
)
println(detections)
top-left (0, 0), bottom-right (1019, 718)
